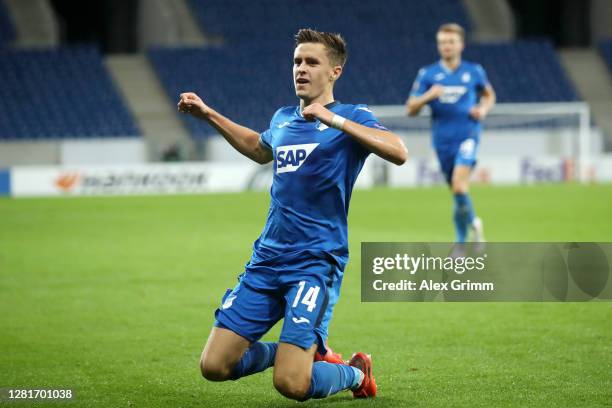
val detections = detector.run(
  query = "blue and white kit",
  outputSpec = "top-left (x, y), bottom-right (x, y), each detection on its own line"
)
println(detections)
top-left (410, 60), bottom-right (489, 182)
top-left (215, 101), bottom-right (387, 352)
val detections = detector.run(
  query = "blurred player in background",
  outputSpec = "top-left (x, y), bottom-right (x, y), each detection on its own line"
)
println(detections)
top-left (406, 23), bottom-right (496, 243)
top-left (178, 28), bottom-right (407, 401)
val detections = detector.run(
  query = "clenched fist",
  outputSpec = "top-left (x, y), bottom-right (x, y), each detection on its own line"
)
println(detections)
top-left (177, 92), bottom-right (210, 119)
top-left (301, 103), bottom-right (334, 125)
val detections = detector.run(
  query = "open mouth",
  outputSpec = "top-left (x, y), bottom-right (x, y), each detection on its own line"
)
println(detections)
top-left (296, 78), bottom-right (309, 85)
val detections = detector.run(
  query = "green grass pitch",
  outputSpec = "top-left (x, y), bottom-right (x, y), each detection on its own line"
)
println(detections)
top-left (1, 184), bottom-right (611, 407)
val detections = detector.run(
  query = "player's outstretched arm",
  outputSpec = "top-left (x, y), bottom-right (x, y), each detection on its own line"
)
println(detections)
top-left (302, 103), bottom-right (408, 166)
top-left (177, 92), bottom-right (272, 164)
top-left (405, 84), bottom-right (444, 116)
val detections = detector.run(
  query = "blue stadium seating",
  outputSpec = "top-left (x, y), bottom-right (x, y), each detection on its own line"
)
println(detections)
top-left (148, 0), bottom-right (578, 137)
top-left (465, 41), bottom-right (578, 103)
top-left (150, 40), bottom-right (578, 136)
top-left (0, 0), bottom-right (16, 47)
top-left (187, 0), bottom-right (472, 46)
top-left (149, 46), bottom-right (295, 137)
top-left (0, 47), bottom-right (140, 139)
top-left (598, 40), bottom-right (612, 72)
top-left (335, 39), bottom-right (578, 105)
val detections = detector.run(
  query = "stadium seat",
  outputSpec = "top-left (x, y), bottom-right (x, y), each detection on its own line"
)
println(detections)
top-left (0, 47), bottom-right (140, 139)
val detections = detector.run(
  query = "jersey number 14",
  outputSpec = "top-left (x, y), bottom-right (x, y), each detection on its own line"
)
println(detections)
top-left (292, 281), bottom-right (320, 312)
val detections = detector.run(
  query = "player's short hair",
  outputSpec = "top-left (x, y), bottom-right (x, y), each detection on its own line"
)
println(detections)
top-left (437, 23), bottom-right (465, 41)
top-left (294, 28), bottom-right (347, 67)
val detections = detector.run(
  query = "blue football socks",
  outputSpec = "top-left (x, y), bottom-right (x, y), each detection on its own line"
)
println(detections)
top-left (305, 361), bottom-right (362, 399)
top-left (229, 341), bottom-right (278, 380)
top-left (229, 344), bottom-right (363, 400)
top-left (453, 193), bottom-right (475, 243)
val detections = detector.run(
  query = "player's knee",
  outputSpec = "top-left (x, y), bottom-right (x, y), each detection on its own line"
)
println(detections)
top-left (199, 355), bottom-right (232, 382)
top-left (273, 372), bottom-right (311, 401)
top-left (451, 180), bottom-right (468, 194)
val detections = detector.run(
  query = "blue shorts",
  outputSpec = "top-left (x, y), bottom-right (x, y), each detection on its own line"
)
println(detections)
top-left (435, 138), bottom-right (479, 184)
top-left (317, 273), bottom-right (343, 342)
top-left (214, 252), bottom-right (338, 354)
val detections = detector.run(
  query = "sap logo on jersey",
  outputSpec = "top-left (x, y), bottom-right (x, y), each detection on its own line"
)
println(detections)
top-left (276, 143), bottom-right (319, 174)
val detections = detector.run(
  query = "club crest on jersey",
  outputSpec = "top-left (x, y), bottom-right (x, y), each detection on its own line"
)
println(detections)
top-left (276, 143), bottom-right (319, 174)
top-left (462, 72), bottom-right (471, 83)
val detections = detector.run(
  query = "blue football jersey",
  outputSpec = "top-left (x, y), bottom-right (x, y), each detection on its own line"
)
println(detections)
top-left (250, 101), bottom-right (385, 271)
top-left (410, 60), bottom-right (489, 146)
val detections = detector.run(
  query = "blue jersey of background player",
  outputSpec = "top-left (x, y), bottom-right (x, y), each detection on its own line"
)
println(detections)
top-left (178, 29), bottom-right (407, 401)
top-left (407, 23), bottom-right (496, 243)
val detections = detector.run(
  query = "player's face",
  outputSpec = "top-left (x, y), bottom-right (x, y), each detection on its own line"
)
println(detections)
top-left (293, 43), bottom-right (340, 101)
top-left (437, 31), bottom-right (464, 61)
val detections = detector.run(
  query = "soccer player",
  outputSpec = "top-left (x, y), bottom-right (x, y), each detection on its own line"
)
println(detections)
top-left (178, 29), bottom-right (407, 401)
top-left (406, 23), bottom-right (496, 243)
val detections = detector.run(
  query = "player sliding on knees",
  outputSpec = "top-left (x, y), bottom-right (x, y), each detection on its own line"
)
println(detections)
top-left (178, 28), bottom-right (407, 401)
top-left (406, 23), bottom-right (496, 244)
